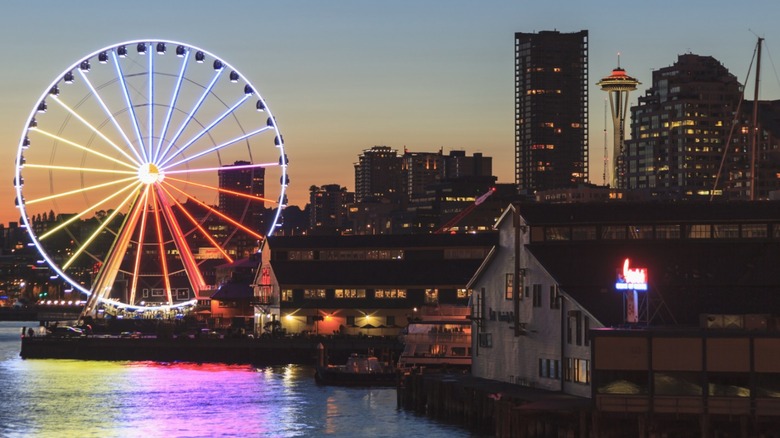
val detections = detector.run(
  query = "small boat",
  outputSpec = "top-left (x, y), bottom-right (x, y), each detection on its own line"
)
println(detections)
top-left (397, 305), bottom-right (472, 371)
top-left (314, 353), bottom-right (397, 387)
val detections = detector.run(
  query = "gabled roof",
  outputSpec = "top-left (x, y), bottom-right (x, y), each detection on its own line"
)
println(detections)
top-left (466, 246), bottom-right (498, 289)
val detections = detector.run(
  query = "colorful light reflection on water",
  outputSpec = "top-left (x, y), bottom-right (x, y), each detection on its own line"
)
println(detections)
top-left (0, 322), bottom-right (476, 437)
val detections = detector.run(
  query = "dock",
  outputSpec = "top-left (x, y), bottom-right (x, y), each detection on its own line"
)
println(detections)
top-left (20, 335), bottom-right (403, 366)
top-left (397, 372), bottom-right (590, 437)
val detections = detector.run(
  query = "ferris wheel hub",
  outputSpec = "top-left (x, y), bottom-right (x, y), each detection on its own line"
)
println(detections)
top-left (138, 163), bottom-right (164, 185)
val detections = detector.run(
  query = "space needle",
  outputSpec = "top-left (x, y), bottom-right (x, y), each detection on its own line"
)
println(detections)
top-left (598, 58), bottom-right (640, 189)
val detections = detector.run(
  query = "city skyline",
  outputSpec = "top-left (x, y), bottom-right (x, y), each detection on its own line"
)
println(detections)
top-left (1, 1), bottom-right (779, 225)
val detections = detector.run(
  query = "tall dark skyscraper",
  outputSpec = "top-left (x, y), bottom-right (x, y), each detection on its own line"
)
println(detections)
top-left (218, 160), bottom-right (265, 227)
top-left (515, 30), bottom-right (589, 193)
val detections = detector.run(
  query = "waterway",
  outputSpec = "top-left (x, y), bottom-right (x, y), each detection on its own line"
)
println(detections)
top-left (0, 321), bottom-right (477, 437)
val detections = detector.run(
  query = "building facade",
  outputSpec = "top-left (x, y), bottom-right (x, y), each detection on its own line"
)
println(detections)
top-left (469, 201), bottom-right (780, 405)
top-left (259, 233), bottom-right (496, 336)
top-left (624, 54), bottom-right (742, 199)
top-left (353, 146), bottom-right (402, 203)
top-left (515, 30), bottom-right (589, 193)
top-left (218, 160), bottom-right (265, 257)
top-left (308, 184), bottom-right (355, 235)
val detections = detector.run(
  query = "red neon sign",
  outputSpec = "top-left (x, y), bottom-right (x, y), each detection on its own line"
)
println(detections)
top-left (615, 258), bottom-right (648, 291)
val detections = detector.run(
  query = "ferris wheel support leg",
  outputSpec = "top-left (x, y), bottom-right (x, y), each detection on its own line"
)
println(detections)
top-left (89, 189), bottom-right (146, 309)
top-left (155, 185), bottom-right (206, 297)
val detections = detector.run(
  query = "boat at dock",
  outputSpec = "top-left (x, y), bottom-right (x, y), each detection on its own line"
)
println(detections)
top-left (314, 353), bottom-right (397, 387)
top-left (397, 305), bottom-right (472, 370)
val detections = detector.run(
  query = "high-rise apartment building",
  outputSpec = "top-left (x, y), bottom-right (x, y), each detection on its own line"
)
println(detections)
top-left (218, 160), bottom-right (265, 227)
top-left (515, 30), bottom-right (589, 193)
top-left (309, 184), bottom-right (355, 235)
top-left (624, 54), bottom-right (742, 199)
top-left (354, 146), bottom-right (402, 203)
top-left (402, 150), bottom-right (444, 201)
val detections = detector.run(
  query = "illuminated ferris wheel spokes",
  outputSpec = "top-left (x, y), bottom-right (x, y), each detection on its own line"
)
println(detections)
top-left (14, 40), bottom-right (289, 314)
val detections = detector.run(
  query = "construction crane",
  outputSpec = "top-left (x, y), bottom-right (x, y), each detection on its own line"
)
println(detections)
top-left (434, 187), bottom-right (496, 234)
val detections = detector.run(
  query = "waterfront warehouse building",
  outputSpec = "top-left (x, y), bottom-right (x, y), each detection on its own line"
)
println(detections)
top-left (515, 30), bottom-right (589, 193)
top-left (468, 201), bottom-right (780, 412)
top-left (260, 233), bottom-right (496, 336)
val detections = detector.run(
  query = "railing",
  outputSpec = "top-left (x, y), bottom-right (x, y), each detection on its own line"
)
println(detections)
top-left (402, 333), bottom-right (470, 344)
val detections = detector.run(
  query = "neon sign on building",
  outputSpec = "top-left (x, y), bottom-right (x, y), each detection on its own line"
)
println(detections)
top-left (615, 258), bottom-right (648, 291)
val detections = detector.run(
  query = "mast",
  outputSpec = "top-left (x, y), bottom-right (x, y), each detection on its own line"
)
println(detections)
top-left (750, 37), bottom-right (763, 200)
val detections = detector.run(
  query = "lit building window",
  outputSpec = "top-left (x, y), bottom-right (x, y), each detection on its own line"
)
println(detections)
top-left (375, 289), bottom-right (407, 299)
top-left (303, 289), bottom-right (326, 299)
top-left (335, 289), bottom-right (366, 299)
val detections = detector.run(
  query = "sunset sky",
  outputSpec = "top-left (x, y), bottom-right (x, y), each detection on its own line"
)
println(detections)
top-left (1, 0), bottom-right (779, 225)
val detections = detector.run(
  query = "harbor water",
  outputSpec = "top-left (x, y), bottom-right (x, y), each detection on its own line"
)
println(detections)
top-left (0, 321), bottom-right (477, 437)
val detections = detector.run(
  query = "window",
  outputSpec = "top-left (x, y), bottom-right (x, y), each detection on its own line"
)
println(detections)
top-left (457, 289), bottom-right (469, 299)
top-left (687, 224), bottom-right (711, 238)
top-left (176, 288), bottom-right (189, 300)
top-left (288, 250), bottom-right (314, 260)
top-left (303, 289), bottom-right (326, 299)
top-left (545, 226), bottom-right (570, 241)
top-left (335, 289), bottom-right (365, 299)
top-left (712, 224), bottom-right (739, 239)
top-left (565, 358), bottom-right (590, 384)
top-left (539, 358), bottom-right (560, 379)
top-left (444, 248), bottom-right (488, 259)
top-left (346, 315), bottom-right (356, 326)
top-left (425, 289), bottom-right (438, 304)
top-left (386, 315), bottom-right (396, 327)
top-left (281, 289), bottom-right (293, 302)
top-left (375, 289), bottom-right (407, 299)
top-left (584, 316), bottom-right (591, 346)
top-left (571, 226), bottom-right (596, 240)
top-left (575, 312), bottom-right (583, 346)
top-left (142, 289), bottom-right (149, 298)
top-left (505, 274), bottom-right (513, 300)
top-left (708, 372), bottom-right (750, 397)
top-left (628, 225), bottom-right (653, 239)
top-left (742, 224), bottom-right (767, 238)
top-left (656, 224), bottom-right (681, 239)
top-left (549, 285), bottom-right (560, 309)
top-left (478, 333), bottom-right (492, 348)
top-left (152, 288), bottom-right (164, 297)
top-left (532, 284), bottom-right (542, 307)
top-left (602, 226), bottom-right (626, 239)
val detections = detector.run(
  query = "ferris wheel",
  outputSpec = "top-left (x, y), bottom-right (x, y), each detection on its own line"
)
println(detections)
top-left (14, 39), bottom-right (288, 315)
